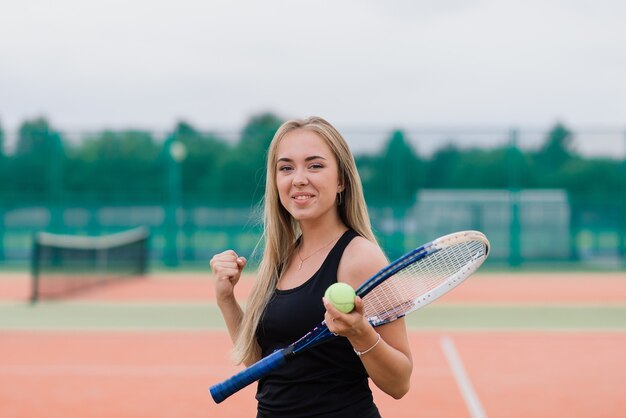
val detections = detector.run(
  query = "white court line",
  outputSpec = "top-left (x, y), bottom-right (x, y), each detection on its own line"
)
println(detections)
top-left (440, 335), bottom-right (487, 418)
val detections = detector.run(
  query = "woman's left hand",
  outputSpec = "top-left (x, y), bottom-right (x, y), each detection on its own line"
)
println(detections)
top-left (323, 296), bottom-right (371, 338)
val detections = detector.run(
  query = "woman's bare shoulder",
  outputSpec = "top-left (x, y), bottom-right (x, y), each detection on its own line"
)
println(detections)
top-left (338, 236), bottom-right (388, 289)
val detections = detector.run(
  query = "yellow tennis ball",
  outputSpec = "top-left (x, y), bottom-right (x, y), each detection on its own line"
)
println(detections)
top-left (324, 282), bottom-right (356, 313)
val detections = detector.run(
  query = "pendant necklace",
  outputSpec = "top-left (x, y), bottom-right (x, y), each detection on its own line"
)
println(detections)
top-left (297, 232), bottom-right (344, 270)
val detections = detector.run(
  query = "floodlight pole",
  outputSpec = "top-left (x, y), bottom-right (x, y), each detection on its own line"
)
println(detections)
top-left (163, 135), bottom-right (186, 267)
top-left (621, 129), bottom-right (626, 266)
top-left (0, 128), bottom-right (3, 261)
top-left (49, 131), bottom-right (64, 234)
top-left (507, 128), bottom-right (521, 268)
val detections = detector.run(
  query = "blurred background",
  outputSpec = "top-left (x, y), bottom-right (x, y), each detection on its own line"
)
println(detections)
top-left (0, 116), bottom-right (624, 270)
top-left (1, 0), bottom-right (624, 271)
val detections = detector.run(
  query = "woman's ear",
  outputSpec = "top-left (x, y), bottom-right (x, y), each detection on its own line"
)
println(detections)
top-left (338, 177), bottom-right (345, 193)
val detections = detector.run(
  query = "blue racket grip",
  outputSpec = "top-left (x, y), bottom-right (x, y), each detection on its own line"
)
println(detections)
top-left (210, 348), bottom-right (290, 403)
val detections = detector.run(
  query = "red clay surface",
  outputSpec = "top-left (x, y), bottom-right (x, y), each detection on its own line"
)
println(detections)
top-left (1, 271), bottom-right (625, 417)
top-left (2, 272), bottom-right (626, 303)
top-left (2, 331), bottom-right (625, 418)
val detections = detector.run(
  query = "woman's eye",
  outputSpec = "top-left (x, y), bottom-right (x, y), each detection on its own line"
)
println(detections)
top-left (309, 163), bottom-right (324, 170)
top-left (278, 165), bottom-right (293, 172)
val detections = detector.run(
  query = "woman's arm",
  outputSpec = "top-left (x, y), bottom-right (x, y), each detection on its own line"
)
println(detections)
top-left (324, 299), bottom-right (413, 399)
top-left (210, 250), bottom-right (247, 345)
top-left (326, 237), bottom-right (413, 399)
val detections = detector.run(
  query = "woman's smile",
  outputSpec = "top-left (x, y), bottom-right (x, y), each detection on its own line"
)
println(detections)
top-left (292, 192), bottom-right (316, 204)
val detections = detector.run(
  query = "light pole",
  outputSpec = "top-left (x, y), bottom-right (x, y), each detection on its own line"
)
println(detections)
top-left (49, 131), bottom-right (64, 233)
top-left (621, 129), bottom-right (626, 266)
top-left (507, 128), bottom-right (521, 268)
top-left (163, 135), bottom-right (187, 267)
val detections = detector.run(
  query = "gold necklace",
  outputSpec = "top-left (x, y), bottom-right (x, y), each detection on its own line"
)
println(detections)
top-left (297, 232), bottom-right (344, 270)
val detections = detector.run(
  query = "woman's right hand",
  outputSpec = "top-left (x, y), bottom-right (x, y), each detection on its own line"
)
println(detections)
top-left (210, 250), bottom-right (247, 303)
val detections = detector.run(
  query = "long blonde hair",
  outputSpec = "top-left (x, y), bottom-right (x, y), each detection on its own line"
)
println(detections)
top-left (232, 116), bottom-right (377, 365)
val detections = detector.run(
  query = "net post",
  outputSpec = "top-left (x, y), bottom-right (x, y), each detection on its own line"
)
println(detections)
top-left (138, 227), bottom-right (149, 276)
top-left (30, 233), bottom-right (41, 304)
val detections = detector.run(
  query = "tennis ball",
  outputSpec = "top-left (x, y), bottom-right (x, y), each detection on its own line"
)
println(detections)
top-left (324, 282), bottom-right (356, 313)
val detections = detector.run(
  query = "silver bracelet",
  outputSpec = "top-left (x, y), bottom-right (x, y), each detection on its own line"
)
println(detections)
top-left (353, 333), bottom-right (381, 357)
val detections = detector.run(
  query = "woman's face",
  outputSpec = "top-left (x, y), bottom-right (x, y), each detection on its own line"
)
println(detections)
top-left (275, 129), bottom-right (343, 224)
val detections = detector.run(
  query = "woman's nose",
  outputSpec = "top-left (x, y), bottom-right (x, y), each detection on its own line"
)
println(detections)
top-left (293, 169), bottom-right (308, 186)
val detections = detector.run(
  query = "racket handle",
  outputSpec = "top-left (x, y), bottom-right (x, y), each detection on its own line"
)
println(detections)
top-left (210, 347), bottom-right (291, 403)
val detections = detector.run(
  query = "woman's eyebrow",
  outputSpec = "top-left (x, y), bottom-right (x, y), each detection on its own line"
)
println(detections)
top-left (277, 155), bottom-right (328, 163)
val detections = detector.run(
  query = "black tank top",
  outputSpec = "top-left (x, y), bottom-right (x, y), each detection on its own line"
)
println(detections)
top-left (255, 229), bottom-right (381, 418)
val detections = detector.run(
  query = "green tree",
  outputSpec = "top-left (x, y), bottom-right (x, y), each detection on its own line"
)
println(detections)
top-left (12, 118), bottom-right (65, 199)
top-left (355, 154), bottom-right (378, 200)
top-left (424, 144), bottom-right (462, 188)
top-left (218, 113), bottom-right (283, 204)
top-left (171, 121), bottom-right (229, 204)
top-left (0, 120), bottom-right (4, 159)
top-left (561, 156), bottom-right (622, 202)
top-left (425, 145), bottom-right (520, 189)
top-left (15, 117), bottom-right (61, 156)
top-left (361, 130), bottom-right (422, 204)
top-left (538, 123), bottom-right (574, 166)
top-left (0, 120), bottom-right (5, 195)
top-left (66, 130), bottom-right (161, 202)
top-left (532, 123), bottom-right (575, 188)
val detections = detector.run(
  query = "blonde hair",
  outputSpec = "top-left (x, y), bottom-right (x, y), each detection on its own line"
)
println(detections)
top-left (231, 116), bottom-right (377, 365)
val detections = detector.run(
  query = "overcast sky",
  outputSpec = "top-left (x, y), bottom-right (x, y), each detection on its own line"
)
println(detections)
top-left (1, 0), bottom-right (625, 137)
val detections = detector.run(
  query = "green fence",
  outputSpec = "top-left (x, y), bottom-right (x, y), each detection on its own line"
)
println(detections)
top-left (0, 191), bottom-right (624, 269)
top-left (0, 119), bottom-right (624, 269)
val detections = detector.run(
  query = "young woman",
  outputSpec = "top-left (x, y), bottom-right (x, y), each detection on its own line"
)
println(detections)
top-left (210, 116), bottom-right (412, 417)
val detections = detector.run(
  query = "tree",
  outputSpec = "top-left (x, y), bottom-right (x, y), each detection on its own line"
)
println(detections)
top-left (218, 113), bottom-right (283, 204)
top-left (66, 130), bottom-right (161, 201)
top-left (0, 120), bottom-right (5, 194)
top-left (425, 144), bottom-right (518, 189)
top-left (528, 122), bottom-right (576, 188)
top-left (12, 118), bottom-right (65, 197)
top-left (0, 120), bottom-right (4, 159)
top-left (171, 121), bottom-right (229, 203)
top-left (536, 123), bottom-right (574, 167)
top-left (425, 143), bottom-right (462, 188)
top-left (360, 130), bottom-right (422, 205)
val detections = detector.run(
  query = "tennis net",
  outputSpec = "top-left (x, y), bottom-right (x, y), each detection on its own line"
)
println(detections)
top-left (30, 227), bottom-right (149, 302)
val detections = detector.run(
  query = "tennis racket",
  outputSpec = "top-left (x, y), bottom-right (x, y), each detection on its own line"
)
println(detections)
top-left (210, 230), bottom-right (490, 403)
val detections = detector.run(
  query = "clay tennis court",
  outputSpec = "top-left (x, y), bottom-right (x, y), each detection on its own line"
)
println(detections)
top-left (1, 272), bottom-right (625, 418)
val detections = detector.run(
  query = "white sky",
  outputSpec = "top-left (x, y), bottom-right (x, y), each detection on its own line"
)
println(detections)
top-left (1, 0), bottom-right (625, 140)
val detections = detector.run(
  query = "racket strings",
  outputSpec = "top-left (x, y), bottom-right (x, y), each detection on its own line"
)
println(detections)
top-left (363, 240), bottom-right (486, 324)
